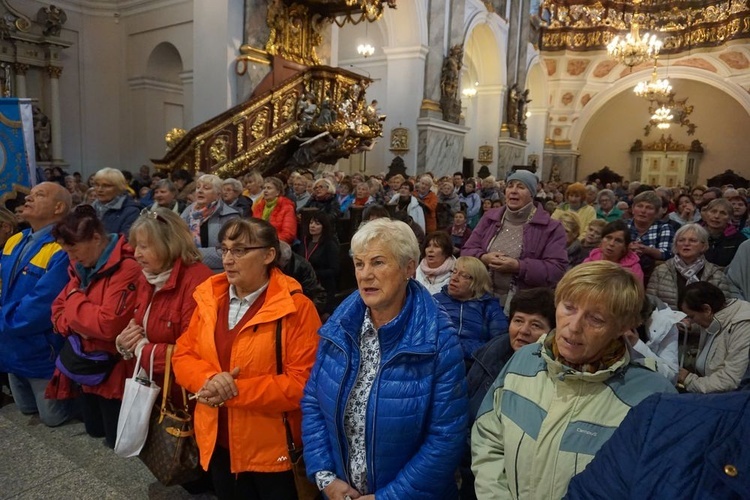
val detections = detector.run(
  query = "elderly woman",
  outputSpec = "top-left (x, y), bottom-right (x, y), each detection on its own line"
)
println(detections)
top-left (50, 205), bottom-right (143, 448)
top-left (416, 231), bottom-right (457, 294)
top-left (302, 178), bottom-right (341, 221)
top-left (437, 180), bottom-right (461, 230)
top-left (150, 179), bottom-right (186, 214)
top-left (462, 170), bottom-right (567, 310)
top-left (669, 194), bottom-right (700, 227)
top-left (91, 167), bottom-right (141, 237)
top-left (434, 256), bottom-right (508, 364)
top-left (251, 176), bottom-right (297, 245)
top-left (552, 182), bottom-right (596, 240)
top-left (460, 179), bottom-right (482, 228)
top-left (627, 190), bottom-right (675, 282)
top-left (302, 218), bottom-right (468, 499)
top-left (172, 218), bottom-right (320, 499)
top-left (471, 261), bottom-right (676, 499)
top-left (702, 198), bottom-right (746, 268)
top-left (595, 189), bottom-right (622, 222)
top-left (389, 181), bottom-right (426, 232)
top-left (114, 208), bottom-right (212, 404)
top-left (181, 174), bottom-right (240, 273)
top-left (647, 223), bottom-right (732, 311)
top-left (558, 211), bottom-right (582, 267)
top-left (221, 178), bottom-right (252, 217)
top-left (677, 281), bottom-right (750, 393)
top-left (584, 219), bottom-right (644, 282)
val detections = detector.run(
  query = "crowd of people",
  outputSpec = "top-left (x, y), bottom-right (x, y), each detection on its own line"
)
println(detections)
top-left (0, 163), bottom-right (749, 499)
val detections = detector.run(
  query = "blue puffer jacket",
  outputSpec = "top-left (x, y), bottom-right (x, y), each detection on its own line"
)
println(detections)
top-left (301, 280), bottom-right (468, 499)
top-left (434, 287), bottom-right (508, 360)
top-left (0, 227), bottom-right (70, 378)
top-left (95, 194), bottom-right (141, 238)
top-left (566, 392), bottom-right (750, 499)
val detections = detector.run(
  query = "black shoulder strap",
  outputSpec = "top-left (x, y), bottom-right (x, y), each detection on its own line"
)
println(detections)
top-left (276, 288), bottom-right (303, 458)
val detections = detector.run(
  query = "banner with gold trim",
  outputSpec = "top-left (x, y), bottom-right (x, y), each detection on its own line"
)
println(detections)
top-left (0, 98), bottom-right (36, 203)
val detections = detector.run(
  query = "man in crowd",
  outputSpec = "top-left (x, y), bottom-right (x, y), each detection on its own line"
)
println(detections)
top-left (0, 182), bottom-right (74, 426)
top-left (150, 179), bottom-right (186, 214)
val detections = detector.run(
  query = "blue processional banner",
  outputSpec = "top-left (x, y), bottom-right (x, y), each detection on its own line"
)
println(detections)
top-left (0, 98), bottom-right (36, 203)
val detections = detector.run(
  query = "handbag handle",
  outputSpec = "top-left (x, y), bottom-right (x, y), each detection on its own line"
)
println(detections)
top-left (159, 344), bottom-right (189, 419)
top-left (275, 317), bottom-right (299, 458)
top-left (130, 343), bottom-right (157, 382)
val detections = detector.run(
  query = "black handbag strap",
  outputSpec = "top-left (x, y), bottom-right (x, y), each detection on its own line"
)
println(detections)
top-left (276, 289), bottom-right (302, 457)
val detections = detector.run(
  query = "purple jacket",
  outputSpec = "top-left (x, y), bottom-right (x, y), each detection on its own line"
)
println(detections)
top-left (461, 203), bottom-right (568, 289)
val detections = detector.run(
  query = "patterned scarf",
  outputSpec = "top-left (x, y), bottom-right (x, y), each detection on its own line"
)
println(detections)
top-left (673, 255), bottom-right (706, 285)
top-left (451, 220), bottom-right (468, 237)
top-left (187, 200), bottom-right (218, 246)
top-left (544, 331), bottom-right (626, 374)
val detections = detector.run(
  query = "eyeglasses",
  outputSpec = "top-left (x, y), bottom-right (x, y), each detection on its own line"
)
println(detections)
top-left (216, 245), bottom-right (269, 259)
top-left (451, 269), bottom-right (474, 281)
top-left (139, 208), bottom-right (168, 224)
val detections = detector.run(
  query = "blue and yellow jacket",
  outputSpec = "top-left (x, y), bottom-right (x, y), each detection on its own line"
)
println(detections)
top-left (0, 228), bottom-right (70, 378)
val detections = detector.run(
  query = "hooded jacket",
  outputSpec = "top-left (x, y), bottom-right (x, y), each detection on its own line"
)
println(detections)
top-left (0, 228), bottom-right (70, 378)
top-left (471, 333), bottom-right (676, 500)
top-left (172, 269), bottom-right (320, 473)
top-left (434, 286), bottom-right (509, 360)
top-left (301, 280), bottom-right (468, 499)
top-left (461, 203), bottom-right (568, 290)
top-left (51, 235), bottom-right (142, 398)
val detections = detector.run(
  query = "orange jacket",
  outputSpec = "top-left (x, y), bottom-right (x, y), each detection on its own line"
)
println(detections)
top-left (252, 196), bottom-right (298, 244)
top-left (172, 268), bottom-right (320, 473)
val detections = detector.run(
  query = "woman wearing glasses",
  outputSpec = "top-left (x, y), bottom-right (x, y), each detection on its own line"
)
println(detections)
top-left (91, 167), bottom-right (141, 238)
top-left (114, 207), bottom-right (212, 405)
top-left (172, 218), bottom-right (320, 499)
top-left (434, 256), bottom-right (508, 365)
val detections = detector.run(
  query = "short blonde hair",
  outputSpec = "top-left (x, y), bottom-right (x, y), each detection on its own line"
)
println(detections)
top-left (351, 218), bottom-right (419, 269)
top-left (455, 256), bottom-right (491, 299)
top-left (129, 207), bottom-right (202, 267)
top-left (93, 168), bottom-right (128, 193)
top-left (558, 211), bottom-right (581, 240)
top-left (555, 261), bottom-right (644, 331)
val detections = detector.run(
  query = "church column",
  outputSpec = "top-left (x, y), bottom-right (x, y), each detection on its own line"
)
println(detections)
top-left (13, 63), bottom-right (28, 98)
top-left (506, 0), bottom-right (531, 88)
top-left (46, 65), bottom-right (63, 163)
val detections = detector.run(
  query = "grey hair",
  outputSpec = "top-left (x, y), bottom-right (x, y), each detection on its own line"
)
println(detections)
top-left (673, 223), bottom-right (709, 254)
top-left (278, 240), bottom-right (293, 267)
top-left (351, 218), bottom-right (419, 269)
top-left (632, 190), bottom-right (662, 210)
top-left (196, 174), bottom-right (223, 195)
top-left (222, 178), bottom-right (243, 193)
top-left (154, 179), bottom-right (177, 193)
top-left (596, 189), bottom-right (615, 204)
top-left (313, 178), bottom-right (336, 195)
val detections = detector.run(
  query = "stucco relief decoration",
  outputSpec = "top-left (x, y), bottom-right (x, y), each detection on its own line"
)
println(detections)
top-left (580, 93), bottom-right (592, 107)
top-left (537, 1), bottom-right (750, 56)
top-left (593, 60), bottom-right (618, 78)
top-left (36, 5), bottom-right (67, 37)
top-left (566, 59), bottom-right (589, 76)
top-left (209, 136), bottom-right (230, 164)
top-left (165, 128), bottom-right (187, 151)
top-left (673, 58), bottom-right (718, 72)
top-left (553, 127), bottom-right (562, 136)
top-left (719, 51), bottom-right (750, 69)
top-left (389, 127), bottom-right (408, 153)
top-left (545, 59), bottom-right (557, 75)
top-left (561, 92), bottom-right (574, 105)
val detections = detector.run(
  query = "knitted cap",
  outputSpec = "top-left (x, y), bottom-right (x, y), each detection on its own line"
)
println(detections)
top-left (506, 170), bottom-right (538, 198)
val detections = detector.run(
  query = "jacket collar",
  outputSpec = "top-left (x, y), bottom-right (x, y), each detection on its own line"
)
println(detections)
top-left (322, 279), bottom-right (437, 356)
top-left (496, 201), bottom-right (551, 227)
top-left (538, 332), bottom-right (631, 383)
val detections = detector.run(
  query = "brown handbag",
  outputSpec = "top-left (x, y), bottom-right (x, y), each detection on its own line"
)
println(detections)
top-left (275, 319), bottom-right (322, 500)
top-left (139, 344), bottom-right (202, 486)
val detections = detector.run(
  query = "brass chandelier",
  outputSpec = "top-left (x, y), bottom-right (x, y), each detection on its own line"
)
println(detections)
top-left (606, 0), bottom-right (662, 67)
top-left (634, 58), bottom-right (672, 102)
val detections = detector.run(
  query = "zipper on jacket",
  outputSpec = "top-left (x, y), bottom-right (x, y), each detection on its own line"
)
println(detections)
top-left (458, 302), bottom-right (464, 337)
top-left (513, 433), bottom-right (524, 499)
top-left (328, 337), bottom-right (354, 486)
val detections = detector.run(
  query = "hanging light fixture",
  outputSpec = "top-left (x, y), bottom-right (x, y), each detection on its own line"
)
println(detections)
top-left (607, 0), bottom-right (662, 67)
top-left (634, 58), bottom-right (672, 101)
top-left (462, 81), bottom-right (478, 99)
top-left (651, 105), bottom-right (673, 129)
top-left (357, 20), bottom-right (375, 58)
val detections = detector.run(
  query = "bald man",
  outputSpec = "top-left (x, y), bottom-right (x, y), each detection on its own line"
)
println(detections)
top-left (0, 182), bottom-right (74, 426)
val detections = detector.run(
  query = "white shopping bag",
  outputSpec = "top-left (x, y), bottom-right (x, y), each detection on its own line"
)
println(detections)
top-left (114, 346), bottom-right (161, 457)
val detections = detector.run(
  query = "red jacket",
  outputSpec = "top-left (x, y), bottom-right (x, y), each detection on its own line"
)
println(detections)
top-left (134, 258), bottom-right (213, 401)
top-left (252, 196), bottom-right (298, 244)
top-left (420, 191), bottom-right (439, 233)
top-left (51, 235), bottom-right (143, 399)
top-left (172, 268), bottom-right (320, 473)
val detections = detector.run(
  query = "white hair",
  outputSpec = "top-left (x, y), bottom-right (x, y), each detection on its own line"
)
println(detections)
top-left (196, 174), bottom-right (223, 195)
top-left (351, 218), bottom-right (419, 269)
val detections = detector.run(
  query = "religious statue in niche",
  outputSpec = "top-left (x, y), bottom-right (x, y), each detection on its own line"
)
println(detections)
top-left (32, 106), bottom-right (51, 162)
top-left (390, 127), bottom-right (408, 152)
top-left (297, 92), bottom-right (318, 134)
top-left (440, 44), bottom-right (463, 124)
top-left (36, 5), bottom-right (68, 37)
top-left (549, 164), bottom-right (561, 183)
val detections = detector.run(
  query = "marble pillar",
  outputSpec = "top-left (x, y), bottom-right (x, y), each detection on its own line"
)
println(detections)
top-left (47, 65), bottom-right (64, 163)
top-left (13, 63), bottom-right (28, 98)
top-left (506, 0), bottom-right (531, 89)
top-left (497, 136), bottom-right (527, 179)
top-left (423, 0), bottom-right (448, 105)
top-left (525, 108), bottom-right (548, 178)
top-left (543, 144), bottom-right (580, 183)
top-left (416, 117), bottom-right (468, 178)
